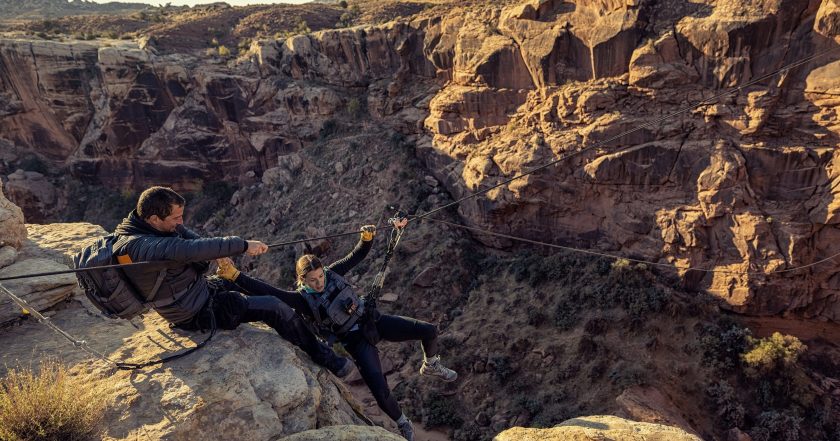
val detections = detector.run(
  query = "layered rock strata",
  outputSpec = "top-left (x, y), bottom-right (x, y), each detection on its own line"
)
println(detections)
top-left (2, 0), bottom-right (840, 321)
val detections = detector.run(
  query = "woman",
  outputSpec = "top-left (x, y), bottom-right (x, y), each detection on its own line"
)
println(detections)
top-left (215, 223), bottom-right (456, 441)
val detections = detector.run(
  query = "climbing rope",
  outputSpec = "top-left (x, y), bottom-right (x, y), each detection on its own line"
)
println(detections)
top-left (420, 217), bottom-right (840, 276)
top-left (0, 280), bottom-right (217, 370)
top-left (0, 282), bottom-right (120, 367)
top-left (365, 212), bottom-right (408, 307)
top-left (0, 47), bottom-right (840, 312)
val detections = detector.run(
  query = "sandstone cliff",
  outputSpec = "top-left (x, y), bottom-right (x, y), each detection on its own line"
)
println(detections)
top-left (3, 0), bottom-right (840, 324)
top-left (494, 415), bottom-right (703, 441)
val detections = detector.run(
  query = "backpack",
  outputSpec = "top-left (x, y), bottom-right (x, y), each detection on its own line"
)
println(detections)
top-left (72, 235), bottom-right (165, 320)
top-left (71, 234), bottom-right (216, 370)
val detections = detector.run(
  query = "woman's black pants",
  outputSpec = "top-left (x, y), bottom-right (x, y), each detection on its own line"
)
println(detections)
top-left (342, 314), bottom-right (439, 421)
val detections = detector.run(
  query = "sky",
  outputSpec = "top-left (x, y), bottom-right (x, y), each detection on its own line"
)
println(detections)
top-left (88, 0), bottom-right (313, 5)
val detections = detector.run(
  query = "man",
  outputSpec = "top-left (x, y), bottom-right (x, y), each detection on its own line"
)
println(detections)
top-left (113, 186), bottom-right (351, 376)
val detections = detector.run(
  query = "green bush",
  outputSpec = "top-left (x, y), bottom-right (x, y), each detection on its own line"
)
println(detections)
top-left (699, 320), bottom-right (750, 373)
top-left (741, 332), bottom-right (812, 408)
top-left (489, 355), bottom-right (513, 383)
top-left (608, 361), bottom-right (648, 388)
top-left (0, 360), bottom-right (111, 441)
top-left (705, 380), bottom-right (744, 428)
top-left (742, 332), bottom-right (806, 378)
top-left (423, 395), bottom-right (463, 428)
top-left (346, 97), bottom-right (364, 119)
top-left (749, 410), bottom-right (803, 441)
top-left (17, 155), bottom-right (49, 174)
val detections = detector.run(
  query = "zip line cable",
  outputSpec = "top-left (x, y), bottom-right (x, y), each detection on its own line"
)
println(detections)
top-left (0, 282), bottom-right (120, 367)
top-left (420, 217), bottom-right (840, 276)
top-left (0, 261), bottom-right (155, 283)
top-left (1, 46), bottom-right (838, 369)
top-left (2, 46), bottom-right (839, 283)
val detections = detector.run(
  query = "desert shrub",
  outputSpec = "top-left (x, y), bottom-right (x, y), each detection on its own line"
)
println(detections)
top-left (346, 97), bottom-right (363, 119)
top-left (705, 380), bottom-right (745, 428)
top-left (293, 20), bottom-right (311, 35)
top-left (742, 333), bottom-right (806, 378)
top-left (599, 259), bottom-right (666, 322)
top-left (587, 359), bottom-right (608, 380)
top-left (741, 332), bottom-right (812, 408)
top-left (608, 361), bottom-right (648, 388)
top-left (319, 119), bottom-right (339, 139)
top-left (583, 315), bottom-right (610, 335)
top-left (526, 306), bottom-right (547, 326)
top-left (339, 0), bottom-right (348, 8)
top-left (186, 181), bottom-right (236, 225)
top-left (530, 393), bottom-right (574, 428)
top-left (699, 319), bottom-right (750, 373)
top-left (17, 155), bottom-right (49, 174)
top-left (453, 423), bottom-right (484, 441)
top-left (217, 45), bottom-right (231, 57)
top-left (0, 360), bottom-right (110, 441)
top-left (749, 410), bottom-right (803, 441)
top-left (389, 131), bottom-right (407, 149)
top-left (488, 355), bottom-right (513, 383)
top-left (423, 395), bottom-right (463, 428)
top-left (553, 300), bottom-right (580, 330)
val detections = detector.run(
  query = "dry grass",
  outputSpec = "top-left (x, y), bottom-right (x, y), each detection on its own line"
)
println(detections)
top-left (0, 360), bottom-right (111, 441)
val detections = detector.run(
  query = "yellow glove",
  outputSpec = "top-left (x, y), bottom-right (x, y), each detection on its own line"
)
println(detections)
top-left (360, 225), bottom-right (376, 242)
top-left (216, 257), bottom-right (241, 281)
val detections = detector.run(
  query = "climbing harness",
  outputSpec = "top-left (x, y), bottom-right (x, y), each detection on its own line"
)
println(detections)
top-left (302, 269), bottom-right (367, 338)
top-left (299, 210), bottom-right (407, 341)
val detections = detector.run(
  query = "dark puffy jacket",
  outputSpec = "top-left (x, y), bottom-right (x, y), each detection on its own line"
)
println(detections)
top-left (113, 210), bottom-right (247, 324)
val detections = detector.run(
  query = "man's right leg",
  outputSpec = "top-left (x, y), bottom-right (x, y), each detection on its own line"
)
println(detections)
top-left (236, 295), bottom-right (349, 376)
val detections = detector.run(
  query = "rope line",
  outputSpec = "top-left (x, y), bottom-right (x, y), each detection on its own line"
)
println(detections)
top-left (420, 217), bottom-right (840, 276)
top-left (0, 261), bottom-right (156, 283)
top-left (0, 282), bottom-right (120, 367)
top-left (1, 46), bottom-right (838, 282)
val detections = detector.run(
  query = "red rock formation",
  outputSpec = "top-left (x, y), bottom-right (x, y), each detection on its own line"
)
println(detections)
top-left (2, 0), bottom-right (840, 323)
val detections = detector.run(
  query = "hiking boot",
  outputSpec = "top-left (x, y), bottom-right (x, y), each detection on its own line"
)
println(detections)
top-left (397, 415), bottom-right (415, 441)
top-left (333, 357), bottom-right (354, 379)
top-left (420, 355), bottom-right (458, 382)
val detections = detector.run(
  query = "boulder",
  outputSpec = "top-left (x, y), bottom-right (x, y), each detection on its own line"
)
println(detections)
top-left (278, 425), bottom-right (404, 441)
top-left (0, 179), bottom-right (26, 249)
top-left (412, 267), bottom-right (436, 288)
top-left (18, 223), bottom-right (107, 263)
top-left (0, 308), bottom-right (369, 441)
top-left (0, 258), bottom-right (77, 324)
top-left (4, 169), bottom-right (59, 223)
top-left (0, 246), bottom-right (15, 269)
top-left (494, 415), bottom-right (704, 441)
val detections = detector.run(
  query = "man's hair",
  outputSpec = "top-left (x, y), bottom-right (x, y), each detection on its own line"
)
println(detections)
top-left (137, 186), bottom-right (185, 220)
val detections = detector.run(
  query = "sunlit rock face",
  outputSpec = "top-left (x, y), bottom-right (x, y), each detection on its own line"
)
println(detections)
top-left (3, 0), bottom-right (840, 322)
